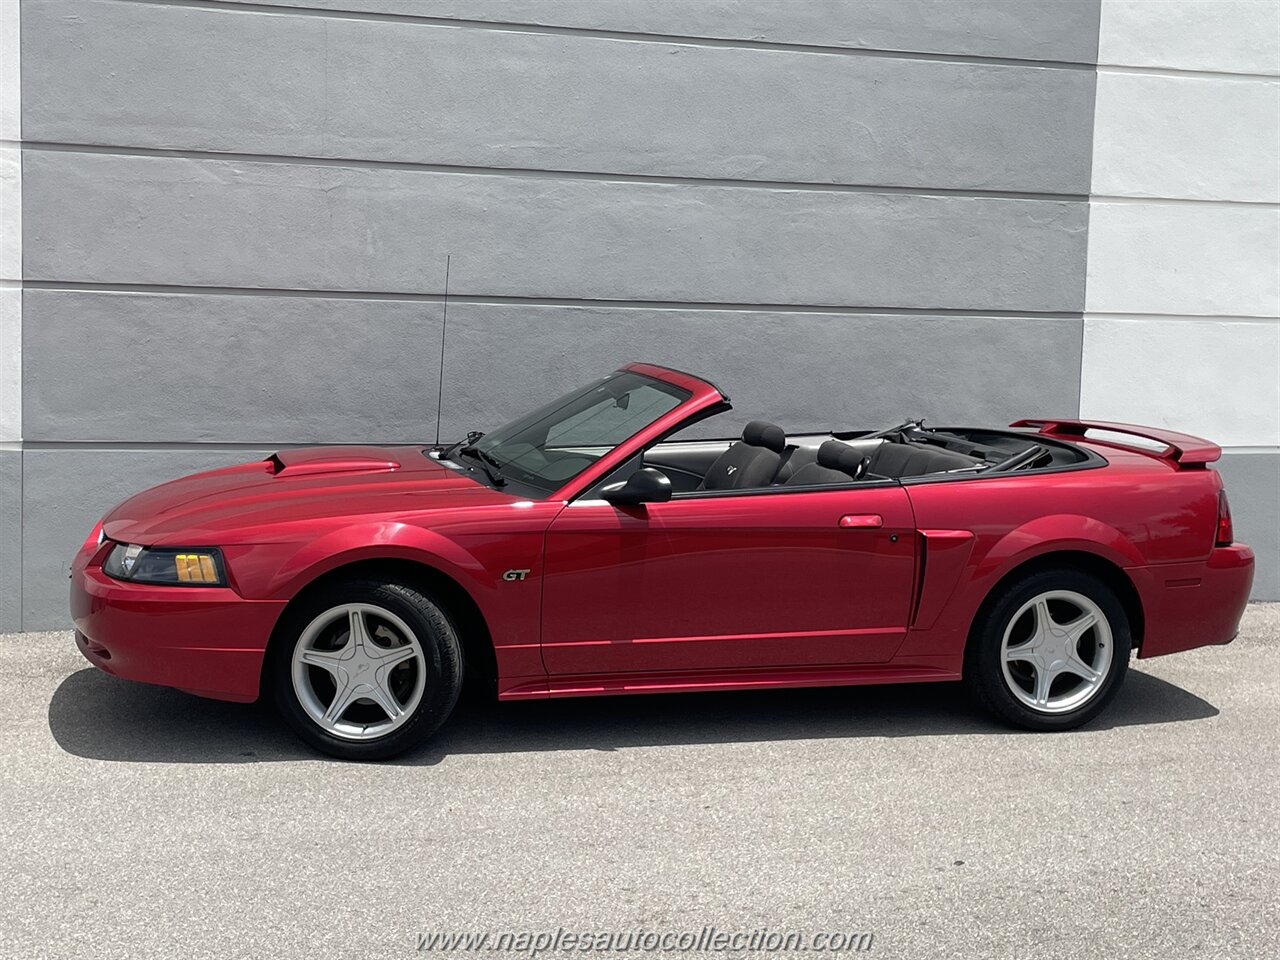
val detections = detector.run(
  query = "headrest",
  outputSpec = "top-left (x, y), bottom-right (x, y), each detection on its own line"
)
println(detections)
top-left (817, 441), bottom-right (869, 479)
top-left (741, 420), bottom-right (786, 453)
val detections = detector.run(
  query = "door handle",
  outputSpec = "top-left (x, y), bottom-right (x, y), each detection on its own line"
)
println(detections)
top-left (839, 514), bottom-right (883, 529)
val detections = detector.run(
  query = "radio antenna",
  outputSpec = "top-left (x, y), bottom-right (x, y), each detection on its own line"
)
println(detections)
top-left (433, 254), bottom-right (451, 445)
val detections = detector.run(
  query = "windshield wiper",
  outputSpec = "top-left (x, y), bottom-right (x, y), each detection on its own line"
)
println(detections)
top-left (436, 430), bottom-right (484, 460)
top-left (458, 444), bottom-right (506, 487)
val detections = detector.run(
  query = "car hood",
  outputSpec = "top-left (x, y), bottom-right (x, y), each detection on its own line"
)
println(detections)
top-left (101, 445), bottom-right (518, 544)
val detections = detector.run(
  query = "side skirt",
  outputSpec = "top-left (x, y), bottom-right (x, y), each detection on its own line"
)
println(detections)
top-left (498, 661), bottom-right (960, 701)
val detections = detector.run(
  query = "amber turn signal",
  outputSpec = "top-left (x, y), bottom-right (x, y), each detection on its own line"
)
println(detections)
top-left (175, 553), bottom-right (220, 583)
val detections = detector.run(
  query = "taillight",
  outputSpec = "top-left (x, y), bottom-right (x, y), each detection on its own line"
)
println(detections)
top-left (1216, 490), bottom-right (1234, 547)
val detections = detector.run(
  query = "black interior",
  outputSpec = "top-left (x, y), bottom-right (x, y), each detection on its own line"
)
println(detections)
top-left (865, 441), bottom-right (977, 478)
top-left (784, 441), bottom-right (870, 486)
top-left (696, 420), bottom-right (788, 491)
top-left (635, 417), bottom-right (1091, 494)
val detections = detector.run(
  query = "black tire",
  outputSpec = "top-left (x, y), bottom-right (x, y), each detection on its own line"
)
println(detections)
top-left (270, 579), bottom-right (463, 760)
top-left (964, 569), bottom-right (1131, 731)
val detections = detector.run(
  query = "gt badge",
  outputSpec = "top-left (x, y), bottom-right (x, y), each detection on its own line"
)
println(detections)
top-left (502, 569), bottom-right (531, 582)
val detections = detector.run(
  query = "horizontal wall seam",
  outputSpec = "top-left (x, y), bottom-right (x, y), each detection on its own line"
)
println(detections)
top-left (17, 441), bottom-right (372, 451)
top-left (1097, 64), bottom-right (1280, 83)
top-left (1091, 194), bottom-right (1280, 209)
top-left (1085, 312), bottom-right (1280, 323)
top-left (115, 0), bottom-right (1097, 71)
top-left (9, 141), bottom-right (1089, 202)
top-left (21, 281), bottom-right (1085, 319)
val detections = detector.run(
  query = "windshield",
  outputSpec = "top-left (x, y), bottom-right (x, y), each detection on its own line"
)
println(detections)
top-left (466, 372), bottom-right (690, 492)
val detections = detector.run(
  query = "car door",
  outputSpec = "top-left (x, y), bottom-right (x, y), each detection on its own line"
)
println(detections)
top-left (540, 484), bottom-right (917, 676)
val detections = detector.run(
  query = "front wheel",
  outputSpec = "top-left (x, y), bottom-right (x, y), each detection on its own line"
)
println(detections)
top-left (965, 569), bottom-right (1131, 731)
top-left (271, 580), bottom-right (463, 760)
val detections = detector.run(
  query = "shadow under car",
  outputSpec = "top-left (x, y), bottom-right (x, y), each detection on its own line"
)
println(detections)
top-left (47, 665), bottom-right (1220, 766)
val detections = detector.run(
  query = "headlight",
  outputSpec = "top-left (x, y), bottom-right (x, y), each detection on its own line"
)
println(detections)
top-left (102, 543), bottom-right (226, 586)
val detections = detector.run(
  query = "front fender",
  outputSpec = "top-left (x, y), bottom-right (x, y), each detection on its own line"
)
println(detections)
top-left (263, 521), bottom-right (488, 601)
top-left (225, 515), bottom-right (552, 686)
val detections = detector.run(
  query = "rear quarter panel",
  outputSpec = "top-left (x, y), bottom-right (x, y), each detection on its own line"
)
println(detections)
top-left (897, 448), bottom-right (1222, 664)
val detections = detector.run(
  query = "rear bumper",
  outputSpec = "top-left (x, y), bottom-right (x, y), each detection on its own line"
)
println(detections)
top-left (1133, 544), bottom-right (1254, 658)
top-left (71, 560), bottom-right (286, 703)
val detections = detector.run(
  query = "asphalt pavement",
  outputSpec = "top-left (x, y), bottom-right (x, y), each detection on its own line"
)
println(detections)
top-left (2, 605), bottom-right (1278, 959)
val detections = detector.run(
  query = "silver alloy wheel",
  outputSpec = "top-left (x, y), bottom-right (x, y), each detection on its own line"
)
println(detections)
top-left (290, 603), bottom-right (428, 741)
top-left (1000, 589), bottom-right (1113, 715)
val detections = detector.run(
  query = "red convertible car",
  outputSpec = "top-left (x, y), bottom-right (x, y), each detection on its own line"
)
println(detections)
top-left (71, 363), bottom-right (1254, 759)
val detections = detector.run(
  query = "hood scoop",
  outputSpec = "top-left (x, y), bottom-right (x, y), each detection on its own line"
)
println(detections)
top-left (266, 446), bottom-right (401, 478)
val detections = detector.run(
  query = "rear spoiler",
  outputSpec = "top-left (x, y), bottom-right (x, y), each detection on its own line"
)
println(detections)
top-left (1010, 419), bottom-right (1221, 466)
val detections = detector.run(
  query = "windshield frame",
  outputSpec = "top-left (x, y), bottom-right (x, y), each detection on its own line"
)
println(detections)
top-left (441, 364), bottom-right (729, 500)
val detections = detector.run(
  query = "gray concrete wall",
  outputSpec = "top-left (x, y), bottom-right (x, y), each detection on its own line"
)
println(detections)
top-left (22, 0), bottom-right (1098, 192)
top-left (1217, 452), bottom-right (1280, 602)
top-left (26, 291), bottom-right (1083, 444)
top-left (217, 0), bottom-right (1104, 63)
top-left (2, 0), bottom-right (1272, 629)
top-left (22, 151), bottom-right (1090, 307)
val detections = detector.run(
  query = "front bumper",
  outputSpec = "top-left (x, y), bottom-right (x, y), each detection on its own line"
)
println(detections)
top-left (71, 552), bottom-right (287, 703)
top-left (1133, 543), bottom-right (1255, 658)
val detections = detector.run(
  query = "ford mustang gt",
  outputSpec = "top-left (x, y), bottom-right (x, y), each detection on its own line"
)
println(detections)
top-left (71, 363), bottom-right (1254, 759)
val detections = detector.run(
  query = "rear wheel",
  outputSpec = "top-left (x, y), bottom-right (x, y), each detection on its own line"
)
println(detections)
top-left (271, 580), bottom-right (463, 760)
top-left (965, 569), bottom-right (1131, 731)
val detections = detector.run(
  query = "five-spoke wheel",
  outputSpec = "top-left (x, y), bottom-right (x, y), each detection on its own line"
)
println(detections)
top-left (272, 580), bottom-right (463, 760)
top-left (291, 603), bottom-right (427, 740)
top-left (966, 570), bottom-right (1130, 730)
top-left (1000, 590), bottom-right (1113, 714)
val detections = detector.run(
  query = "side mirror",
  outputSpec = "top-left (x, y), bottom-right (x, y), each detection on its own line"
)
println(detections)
top-left (600, 467), bottom-right (672, 506)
